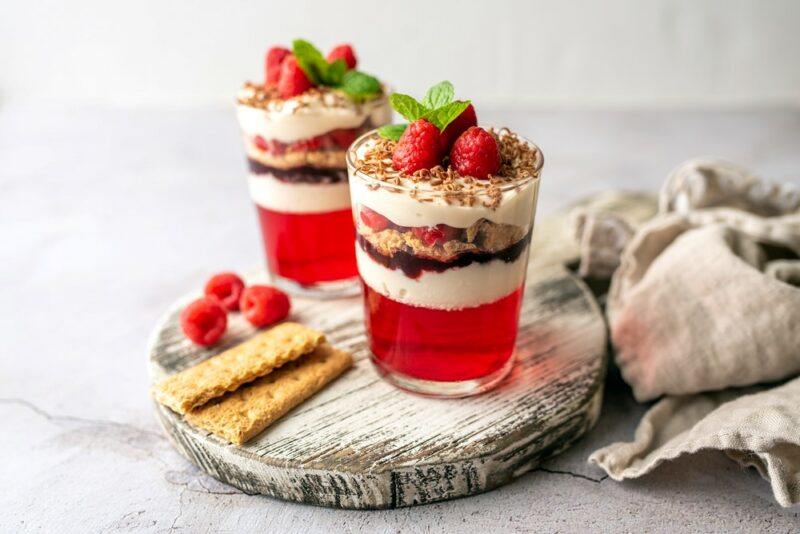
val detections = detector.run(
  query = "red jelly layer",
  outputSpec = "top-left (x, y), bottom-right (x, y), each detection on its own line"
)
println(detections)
top-left (363, 283), bottom-right (524, 382)
top-left (256, 206), bottom-right (357, 285)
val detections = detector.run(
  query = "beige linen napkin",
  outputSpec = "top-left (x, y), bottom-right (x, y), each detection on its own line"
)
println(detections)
top-left (590, 377), bottom-right (800, 507)
top-left (574, 158), bottom-right (800, 507)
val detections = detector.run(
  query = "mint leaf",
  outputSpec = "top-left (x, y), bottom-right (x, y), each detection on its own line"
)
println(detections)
top-left (389, 93), bottom-right (428, 122)
top-left (378, 124), bottom-right (407, 141)
top-left (422, 81), bottom-right (455, 109)
top-left (326, 59), bottom-right (347, 86)
top-left (292, 39), bottom-right (329, 85)
top-left (340, 71), bottom-right (382, 102)
top-left (423, 100), bottom-right (470, 131)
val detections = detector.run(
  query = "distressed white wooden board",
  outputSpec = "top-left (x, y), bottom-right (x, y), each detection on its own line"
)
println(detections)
top-left (147, 262), bottom-right (607, 509)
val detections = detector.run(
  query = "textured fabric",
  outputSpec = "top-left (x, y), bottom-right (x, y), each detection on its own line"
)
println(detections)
top-left (608, 217), bottom-right (800, 401)
top-left (573, 211), bottom-right (634, 279)
top-left (582, 158), bottom-right (800, 507)
top-left (589, 377), bottom-right (800, 507)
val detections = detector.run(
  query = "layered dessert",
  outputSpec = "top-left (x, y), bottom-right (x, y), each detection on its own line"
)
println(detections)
top-left (346, 82), bottom-right (543, 396)
top-left (237, 40), bottom-right (391, 296)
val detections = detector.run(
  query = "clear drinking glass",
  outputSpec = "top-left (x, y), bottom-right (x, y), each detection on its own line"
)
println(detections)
top-left (236, 93), bottom-right (391, 298)
top-left (346, 129), bottom-right (543, 397)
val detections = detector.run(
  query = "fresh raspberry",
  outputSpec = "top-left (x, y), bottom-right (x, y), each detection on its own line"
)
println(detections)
top-left (240, 285), bottom-right (291, 328)
top-left (253, 136), bottom-right (286, 155)
top-left (278, 55), bottom-right (313, 99)
top-left (359, 206), bottom-right (390, 231)
top-left (288, 136), bottom-right (323, 152)
top-left (440, 104), bottom-right (477, 150)
top-left (412, 224), bottom-right (461, 246)
top-left (449, 127), bottom-right (501, 179)
top-left (253, 135), bottom-right (268, 151)
top-left (392, 119), bottom-right (443, 174)
top-left (180, 297), bottom-right (228, 346)
top-left (204, 272), bottom-right (245, 312)
top-left (329, 128), bottom-right (358, 149)
top-left (265, 46), bottom-right (291, 87)
top-left (326, 44), bottom-right (357, 69)
top-left (411, 226), bottom-right (443, 246)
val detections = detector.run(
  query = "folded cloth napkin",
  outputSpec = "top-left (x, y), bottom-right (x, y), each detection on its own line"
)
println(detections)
top-left (574, 158), bottom-right (800, 507)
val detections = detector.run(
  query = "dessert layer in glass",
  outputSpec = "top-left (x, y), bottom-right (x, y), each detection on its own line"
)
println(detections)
top-left (364, 283), bottom-right (523, 382)
top-left (347, 128), bottom-right (542, 392)
top-left (238, 87), bottom-right (391, 289)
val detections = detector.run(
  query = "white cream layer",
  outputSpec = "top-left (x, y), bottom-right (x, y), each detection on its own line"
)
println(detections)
top-left (248, 174), bottom-right (351, 214)
top-left (237, 97), bottom-right (391, 143)
top-left (349, 139), bottom-right (539, 229)
top-left (356, 245), bottom-right (529, 310)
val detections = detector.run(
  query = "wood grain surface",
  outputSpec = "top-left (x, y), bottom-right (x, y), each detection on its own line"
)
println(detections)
top-left (148, 261), bottom-right (607, 509)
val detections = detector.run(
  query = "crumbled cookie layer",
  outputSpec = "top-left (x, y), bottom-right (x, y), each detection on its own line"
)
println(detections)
top-left (246, 141), bottom-right (346, 169)
top-left (358, 218), bottom-right (525, 262)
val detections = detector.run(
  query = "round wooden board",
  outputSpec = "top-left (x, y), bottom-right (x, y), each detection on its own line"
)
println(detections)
top-left (147, 262), bottom-right (607, 509)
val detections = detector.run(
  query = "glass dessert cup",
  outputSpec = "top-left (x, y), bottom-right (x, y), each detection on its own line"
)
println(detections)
top-left (237, 89), bottom-right (391, 298)
top-left (346, 130), bottom-right (543, 397)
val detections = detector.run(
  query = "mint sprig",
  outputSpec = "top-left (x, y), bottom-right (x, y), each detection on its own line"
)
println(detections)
top-left (422, 81), bottom-right (455, 109)
top-left (377, 124), bottom-right (408, 141)
top-left (378, 80), bottom-right (471, 141)
top-left (341, 71), bottom-right (381, 102)
top-left (423, 101), bottom-right (470, 131)
top-left (388, 94), bottom-right (427, 122)
top-left (291, 39), bottom-right (381, 102)
top-left (292, 39), bottom-right (329, 85)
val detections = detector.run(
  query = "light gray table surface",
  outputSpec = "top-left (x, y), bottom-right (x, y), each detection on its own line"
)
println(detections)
top-left (2, 104), bottom-right (799, 533)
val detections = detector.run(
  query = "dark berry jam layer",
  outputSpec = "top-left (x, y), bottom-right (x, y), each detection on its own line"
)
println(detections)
top-left (247, 159), bottom-right (348, 184)
top-left (357, 231), bottom-right (532, 279)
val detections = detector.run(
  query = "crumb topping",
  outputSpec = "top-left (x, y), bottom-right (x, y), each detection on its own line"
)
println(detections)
top-left (237, 82), bottom-right (384, 113)
top-left (354, 128), bottom-right (541, 209)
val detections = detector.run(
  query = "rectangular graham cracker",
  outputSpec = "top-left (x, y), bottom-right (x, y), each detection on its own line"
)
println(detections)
top-left (151, 322), bottom-right (325, 414)
top-left (184, 343), bottom-right (353, 445)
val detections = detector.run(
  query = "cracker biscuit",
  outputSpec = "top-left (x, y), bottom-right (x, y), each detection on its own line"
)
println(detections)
top-left (184, 343), bottom-right (353, 445)
top-left (152, 322), bottom-right (325, 414)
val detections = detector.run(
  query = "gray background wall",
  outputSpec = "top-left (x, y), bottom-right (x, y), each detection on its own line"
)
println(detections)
top-left (2, 0), bottom-right (799, 108)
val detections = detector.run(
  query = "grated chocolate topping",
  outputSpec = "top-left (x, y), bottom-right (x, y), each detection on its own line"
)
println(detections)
top-left (354, 128), bottom-right (541, 209)
top-left (237, 81), bottom-right (385, 113)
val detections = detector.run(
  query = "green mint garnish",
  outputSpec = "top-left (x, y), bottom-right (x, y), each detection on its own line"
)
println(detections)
top-left (388, 93), bottom-right (428, 122)
top-left (326, 59), bottom-right (347, 86)
top-left (291, 38), bottom-right (382, 102)
top-left (422, 100), bottom-right (470, 131)
top-left (382, 81), bottom-right (471, 140)
top-left (421, 80), bottom-right (455, 109)
top-left (377, 124), bottom-right (408, 141)
top-left (341, 71), bottom-right (381, 102)
top-left (292, 39), bottom-right (329, 85)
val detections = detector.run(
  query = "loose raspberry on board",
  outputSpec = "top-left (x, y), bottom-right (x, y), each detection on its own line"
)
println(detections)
top-left (240, 285), bottom-right (291, 328)
top-left (204, 272), bottom-right (245, 312)
top-left (180, 297), bottom-right (228, 346)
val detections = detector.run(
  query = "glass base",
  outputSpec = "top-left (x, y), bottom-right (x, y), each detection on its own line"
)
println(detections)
top-left (271, 273), bottom-right (361, 300)
top-left (370, 353), bottom-right (514, 398)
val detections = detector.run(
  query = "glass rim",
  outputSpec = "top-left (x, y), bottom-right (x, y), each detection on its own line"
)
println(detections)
top-left (345, 128), bottom-right (544, 195)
